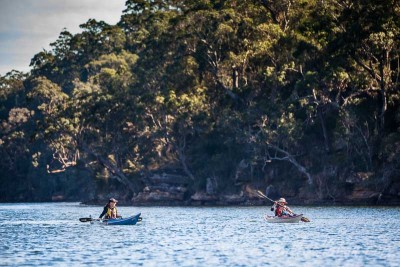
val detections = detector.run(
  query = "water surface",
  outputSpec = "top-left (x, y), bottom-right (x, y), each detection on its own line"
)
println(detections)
top-left (0, 203), bottom-right (399, 266)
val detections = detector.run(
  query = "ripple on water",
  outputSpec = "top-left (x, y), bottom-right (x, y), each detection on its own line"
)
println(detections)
top-left (0, 204), bottom-right (399, 266)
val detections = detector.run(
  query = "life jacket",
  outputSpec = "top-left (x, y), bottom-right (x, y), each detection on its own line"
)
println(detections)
top-left (275, 205), bottom-right (285, 217)
top-left (105, 206), bottom-right (118, 219)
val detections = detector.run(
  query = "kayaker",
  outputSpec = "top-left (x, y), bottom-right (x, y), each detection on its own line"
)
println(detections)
top-left (99, 198), bottom-right (121, 219)
top-left (270, 198), bottom-right (294, 217)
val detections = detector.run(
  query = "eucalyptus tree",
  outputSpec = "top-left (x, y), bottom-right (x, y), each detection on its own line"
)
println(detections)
top-left (143, 0), bottom-right (313, 189)
top-left (120, 0), bottom-right (205, 183)
top-left (3, 0), bottom-right (399, 202)
top-left (32, 51), bottom-right (142, 193)
top-left (323, 0), bottom-right (400, 134)
top-left (26, 77), bottom-right (71, 172)
top-left (0, 71), bottom-right (37, 200)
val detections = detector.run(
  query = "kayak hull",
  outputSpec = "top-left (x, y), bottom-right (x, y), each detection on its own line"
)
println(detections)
top-left (92, 213), bottom-right (141, 225)
top-left (264, 214), bottom-right (303, 223)
top-left (106, 213), bottom-right (141, 225)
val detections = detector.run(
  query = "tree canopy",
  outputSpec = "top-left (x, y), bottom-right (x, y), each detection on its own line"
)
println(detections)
top-left (1, 0), bottom-right (399, 204)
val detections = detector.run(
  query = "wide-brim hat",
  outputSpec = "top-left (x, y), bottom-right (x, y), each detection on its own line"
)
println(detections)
top-left (277, 198), bottom-right (287, 204)
top-left (109, 198), bottom-right (118, 203)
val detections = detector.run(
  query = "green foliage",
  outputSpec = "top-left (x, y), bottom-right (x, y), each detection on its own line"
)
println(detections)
top-left (1, 0), bottom-right (400, 201)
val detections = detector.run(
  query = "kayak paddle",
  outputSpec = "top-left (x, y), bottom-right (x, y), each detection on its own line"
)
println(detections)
top-left (256, 190), bottom-right (310, 222)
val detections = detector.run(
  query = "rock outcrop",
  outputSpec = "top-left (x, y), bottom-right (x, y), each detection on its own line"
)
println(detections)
top-left (133, 172), bottom-right (190, 205)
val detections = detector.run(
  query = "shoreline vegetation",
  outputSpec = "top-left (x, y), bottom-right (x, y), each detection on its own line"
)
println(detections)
top-left (1, 1), bottom-right (399, 205)
top-left (1, 198), bottom-right (399, 206)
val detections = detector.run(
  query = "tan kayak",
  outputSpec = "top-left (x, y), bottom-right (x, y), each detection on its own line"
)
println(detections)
top-left (264, 214), bottom-right (303, 223)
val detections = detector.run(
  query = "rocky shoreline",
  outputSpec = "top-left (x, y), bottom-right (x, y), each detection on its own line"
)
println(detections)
top-left (79, 172), bottom-right (400, 206)
top-left (80, 190), bottom-right (400, 207)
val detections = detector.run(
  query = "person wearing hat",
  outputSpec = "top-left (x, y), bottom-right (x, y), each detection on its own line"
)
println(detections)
top-left (99, 198), bottom-right (121, 219)
top-left (270, 197), bottom-right (294, 217)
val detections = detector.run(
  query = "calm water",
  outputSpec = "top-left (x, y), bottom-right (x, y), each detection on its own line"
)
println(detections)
top-left (0, 203), bottom-right (399, 266)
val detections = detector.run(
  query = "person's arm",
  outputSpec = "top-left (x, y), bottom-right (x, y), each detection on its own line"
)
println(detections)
top-left (285, 206), bottom-right (294, 215)
top-left (99, 206), bottom-right (107, 218)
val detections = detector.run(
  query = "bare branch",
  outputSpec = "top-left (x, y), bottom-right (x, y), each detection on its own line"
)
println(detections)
top-left (265, 143), bottom-right (313, 184)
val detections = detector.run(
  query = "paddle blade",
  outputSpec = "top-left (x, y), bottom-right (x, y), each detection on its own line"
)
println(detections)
top-left (79, 218), bottom-right (93, 222)
top-left (301, 217), bottom-right (310, 222)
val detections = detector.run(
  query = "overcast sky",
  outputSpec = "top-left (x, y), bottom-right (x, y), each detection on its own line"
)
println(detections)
top-left (0, 0), bottom-right (126, 76)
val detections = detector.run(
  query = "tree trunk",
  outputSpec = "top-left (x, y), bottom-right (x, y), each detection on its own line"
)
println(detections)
top-left (232, 66), bottom-right (239, 90)
top-left (379, 58), bottom-right (387, 134)
top-left (80, 143), bottom-right (138, 193)
top-left (267, 144), bottom-right (313, 185)
top-left (175, 136), bottom-right (195, 181)
top-left (317, 106), bottom-right (331, 153)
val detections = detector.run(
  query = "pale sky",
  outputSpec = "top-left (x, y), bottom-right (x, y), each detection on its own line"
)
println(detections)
top-left (0, 0), bottom-right (126, 76)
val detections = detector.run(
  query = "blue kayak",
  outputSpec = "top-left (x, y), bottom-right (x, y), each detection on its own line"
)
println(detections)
top-left (101, 213), bottom-right (142, 225)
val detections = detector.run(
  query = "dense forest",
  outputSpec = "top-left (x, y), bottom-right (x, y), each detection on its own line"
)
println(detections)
top-left (1, 0), bottom-right (399, 205)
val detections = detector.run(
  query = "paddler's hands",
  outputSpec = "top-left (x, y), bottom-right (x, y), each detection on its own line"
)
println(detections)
top-left (285, 207), bottom-right (294, 215)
